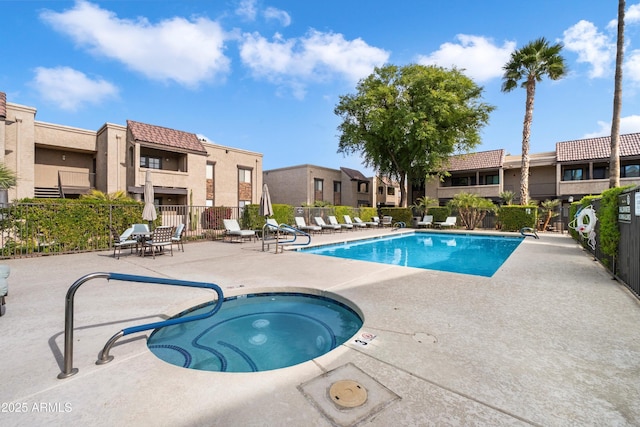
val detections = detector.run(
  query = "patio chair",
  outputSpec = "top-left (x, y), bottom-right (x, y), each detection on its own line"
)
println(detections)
top-left (344, 215), bottom-right (366, 229)
top-left (381, 216), bottom-right (393, 227)
top-left (434, 216), bottom-right (457, 228)
top-left (294, 217), bottom-right (321, 233)
top-left (417, 215), bottom-right (433, 228)
top-left (329, 215), bottom-right (353, 231)
top-left (110, 226), bottom-right (138, 259)
top-left (223, 219), bottom-right (256, 243)
top-left (314, 217), bottom-right (341, 233)
top-left (141, 225), bottom-right (175, 258)
top-left (172, 223), bottom-right (185, 251)
top-left (354, 217), bottom-right (378, 227)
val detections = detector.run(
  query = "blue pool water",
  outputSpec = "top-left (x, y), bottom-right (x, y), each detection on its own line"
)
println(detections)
top-left (299, 232), bottom-right (522, 277)
top-left (147, 293), bottom-right (362, 373)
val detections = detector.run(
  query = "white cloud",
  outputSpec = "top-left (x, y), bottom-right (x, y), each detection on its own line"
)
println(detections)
top-left (239, 30), bottom-right (389, 98)
top-left (264, 7), bottom-right (291, 27)
top-left (627, 3), bottom-right (640, 23)
top-left (624, 49), bottom-right (640, 85)
top-left (416, 35), bottom-right (515, 82)
top-left (583, 115), bottom-right (640, 138)
top-left (40, 0), bottom-right (231, 87)
top-left (609, 3), bottom-right (640, 28)
top-left (235, 0), bottom-right (258, 21)
top-left (562, 20), bottom-right (614, 78)
top-left (32, 66), bottom-right (118, 111)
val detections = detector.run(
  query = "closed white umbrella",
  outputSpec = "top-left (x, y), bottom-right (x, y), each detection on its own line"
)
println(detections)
top-left (142, 170), bottom-right (157, 227)
top-left (260, 183), bottom-right (273, 218)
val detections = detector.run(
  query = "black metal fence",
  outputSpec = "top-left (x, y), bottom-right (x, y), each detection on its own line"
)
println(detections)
top-left (577, 188), bottom-right (640, 299)
top-left (0, 203), bottom-right (243, 259)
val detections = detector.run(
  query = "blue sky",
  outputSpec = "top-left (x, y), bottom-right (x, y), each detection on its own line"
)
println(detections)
top-left (2, 1), bottom-right (640, 175)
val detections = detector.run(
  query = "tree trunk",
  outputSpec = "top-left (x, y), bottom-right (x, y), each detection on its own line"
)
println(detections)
top-left (399, 173), bottom-right (407, 207)
top-left (520, 78), bottom-right (536, 205)
top-left (610, 0), bottom-right (624, 188)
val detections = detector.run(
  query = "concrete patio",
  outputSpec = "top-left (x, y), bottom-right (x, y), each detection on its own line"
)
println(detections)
top-left (1, 229), bottom-right (639, 426)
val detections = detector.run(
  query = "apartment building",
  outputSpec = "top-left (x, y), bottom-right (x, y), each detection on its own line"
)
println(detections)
top-left (423, 133), bottom-right (640, 205)
top-left (0, 91), bottom-right (263, 207)
top-left (263, 164), bottom-right (399, 208)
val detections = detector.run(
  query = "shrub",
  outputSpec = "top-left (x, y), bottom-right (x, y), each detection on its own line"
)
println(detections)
top-left (498, 205), bottom-right (537, 231)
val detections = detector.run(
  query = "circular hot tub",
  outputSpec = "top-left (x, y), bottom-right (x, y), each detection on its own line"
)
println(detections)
top-left (147, 292), bottom-right (363, 372)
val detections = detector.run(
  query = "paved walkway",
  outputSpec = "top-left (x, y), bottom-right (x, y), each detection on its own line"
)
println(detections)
top-left (1, 229), bottom-right (639, 426)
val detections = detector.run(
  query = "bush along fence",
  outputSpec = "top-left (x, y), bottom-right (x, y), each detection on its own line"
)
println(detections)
top-left (568, 186), bottom-right (640, 299)
top-left (0, 200), bottom-right (393, 259)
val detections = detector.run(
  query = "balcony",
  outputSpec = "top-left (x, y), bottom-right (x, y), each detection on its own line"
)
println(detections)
top-left (437, 184), bottom-right (500, 199)
top-left (59, 170), bottom-right (95, 196)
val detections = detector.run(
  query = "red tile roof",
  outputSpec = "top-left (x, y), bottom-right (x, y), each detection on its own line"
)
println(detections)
top-left (127, 120), bottom-right (207, 154)
top-left (0, 92), bottom-right (6, 119)
top-left (340, 167), bottom-right (368, 181)
top-left (445, 149), bottom-right (504, 171)
top-left (557, 133), bottom-right (640, 161)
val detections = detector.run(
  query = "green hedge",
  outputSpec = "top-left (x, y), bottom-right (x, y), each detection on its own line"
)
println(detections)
top-left (379, 207), bottom-right (413, 225)
top-left (497, 205), bottom-right (537, 231)
top-left (426, 206), bottom-right (450, 222)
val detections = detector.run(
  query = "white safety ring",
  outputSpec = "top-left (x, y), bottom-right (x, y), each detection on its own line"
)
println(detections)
top-left (575, 206), bottom-right (597, 235)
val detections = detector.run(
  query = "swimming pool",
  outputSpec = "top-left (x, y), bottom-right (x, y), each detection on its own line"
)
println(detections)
top-left (299, 232), bottom-right (522, 277)
top-left (147, 292), bottom-right (363, 373)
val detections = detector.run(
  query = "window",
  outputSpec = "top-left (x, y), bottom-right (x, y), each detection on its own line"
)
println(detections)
top-left (140, 155), bottom-right (161, 169)
top-left (621, 164), bottom-right (640, 178)
top-left (238, 168), bottom-right (251, 183)
top-left (314, 179), bottom-right (323, 202)
top-left (593, 166), bottom-right (608, 180)
top-left (358, 181), bottom-right (369, 193)
top-left (377, 186), bottom-right (384, 195)
top-left (484, 175), bottom-right (499, 185)
top-left (387, 187), bottom-right (395, 195)
top-left (333, 181), bottom-right (341, 193)
top-left (562, 168), bottom-right (584, 181)
top-left (452, 176), bottom-right (469, 186)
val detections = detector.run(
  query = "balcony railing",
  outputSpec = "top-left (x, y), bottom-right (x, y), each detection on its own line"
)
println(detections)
top-left (58, 171), bottom-right (95, 196)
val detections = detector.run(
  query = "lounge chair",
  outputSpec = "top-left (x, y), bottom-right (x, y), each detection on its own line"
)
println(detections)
top-left (417, 215), bottom-right (433, 228)
top-left (381, 216), bottom-right (393, 227)
top-left (172, 223), bottom-right (185, 251)
top-left (223, 219), bottom-right (256, 242)
top-left (294, 217), bottom-right (321, 233)
top-left (141, 225), bottom-right (174, 258)
top-left (434, 216), bottom-right (457, 228)
top-left (354, 217), bottom-right (378, 227)
top-left (344, 215), bottom-right (366, 229)
top-left (314, 217), bottom-right (341, 233)
top-left (329, 215), bottom-right (352, 231)
top-left (110, 226), bottom-right (138, 259)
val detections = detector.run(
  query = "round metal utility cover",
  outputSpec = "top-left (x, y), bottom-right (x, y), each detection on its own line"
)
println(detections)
top-left (329, 380), bottom-right (368, 408)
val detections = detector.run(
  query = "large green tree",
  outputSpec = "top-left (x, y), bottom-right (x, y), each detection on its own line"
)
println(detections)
top-left (610, 0), bottom-right (625, 188)
top-left (335, 64), bottom-right (494, 207)
top-left (502, 38), bottom-right (567, 205)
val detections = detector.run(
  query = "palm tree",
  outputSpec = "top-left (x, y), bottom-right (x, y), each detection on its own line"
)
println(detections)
top-left (0, 163), bottom-right (17, 190)
top-left (81, 190), bottom-right (133, 201)
top-left (610, 0), bottom-right (625, 188)
top-left (502, 38), bottom-right (567, 205)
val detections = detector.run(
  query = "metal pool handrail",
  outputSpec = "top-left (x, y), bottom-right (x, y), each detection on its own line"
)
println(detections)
top-left (276, 224), bottom-right (310, 251)
top-left (57, 272), bottom-right (224, 379)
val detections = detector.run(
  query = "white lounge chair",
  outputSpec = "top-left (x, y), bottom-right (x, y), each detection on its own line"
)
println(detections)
top-left (223, 219), bottom-right (256, 242)
top-left (329, 215), bottom-right (352, 231)
top-left (294, 217), bottom-right (321, 233)
top-left (435, 216), bottom-right (457, 228)
top-left (344, 215), bottom-right (366, 229)
top-left (381, 216), bottom-right (393, 227)
top-left (355, 217), bottom-right (378, 227)
top-left (314, 217), bottom-right (341, 233)
top-left (417, 215), bottom-right (433, 228)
